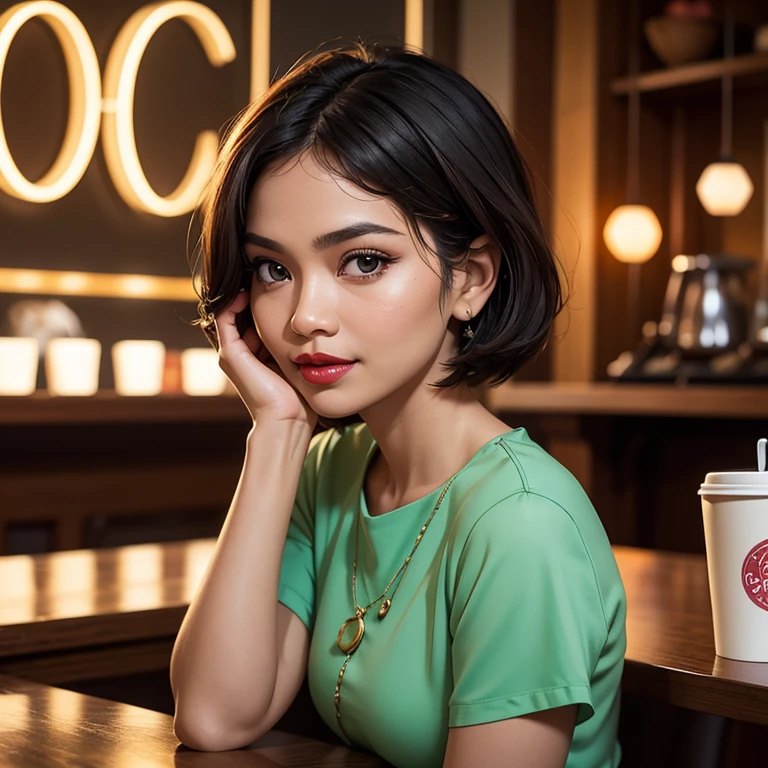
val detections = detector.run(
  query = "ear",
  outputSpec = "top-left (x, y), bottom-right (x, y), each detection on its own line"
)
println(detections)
top-left (450, 234), bottom-right (502, 323)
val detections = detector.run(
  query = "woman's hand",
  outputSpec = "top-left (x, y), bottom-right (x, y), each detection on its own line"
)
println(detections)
top-left (213, 290), bottom-right (317, 430)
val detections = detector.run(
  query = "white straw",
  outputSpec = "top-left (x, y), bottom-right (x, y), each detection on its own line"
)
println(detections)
top-left (758, 438), bottom-right (767, 472)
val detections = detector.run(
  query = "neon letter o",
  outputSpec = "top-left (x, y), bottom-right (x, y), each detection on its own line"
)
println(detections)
top-left (0, 1), bottom-right (102, 202)
top-left (102, 1), bottom-right (236, 218)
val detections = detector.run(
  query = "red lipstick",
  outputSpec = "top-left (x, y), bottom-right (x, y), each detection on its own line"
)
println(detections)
top-left (293, 353), bottom-right (356, 385)
top-left (294, 353), bottom-right (354, 365)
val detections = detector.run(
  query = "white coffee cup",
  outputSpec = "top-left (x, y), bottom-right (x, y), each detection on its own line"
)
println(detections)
top-left (698, 438), bottom-right (768, 662)
top-left (46, 338), bottom-right (101, 396)
top-left (0, 337), bottom-right (39, 395)
top-left (180, 348), bottom-right (227, 396)
top-left (112, 340), bottom-right (165, 396)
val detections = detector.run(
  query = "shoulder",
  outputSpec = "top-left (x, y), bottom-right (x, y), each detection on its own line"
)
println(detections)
top-left (447, 430), bottom-right (626, 628)
top-left (448, 429), bottom-right (597, 542)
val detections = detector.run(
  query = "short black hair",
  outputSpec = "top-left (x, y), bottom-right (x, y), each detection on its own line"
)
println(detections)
top-left (192, 41), bottom-right (567, 389)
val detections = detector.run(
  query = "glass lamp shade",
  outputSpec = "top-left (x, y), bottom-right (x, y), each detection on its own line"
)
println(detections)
top-left (603, 204), bottom-right (662, 263)
top-left (696, 161), bottom-right (754, 216)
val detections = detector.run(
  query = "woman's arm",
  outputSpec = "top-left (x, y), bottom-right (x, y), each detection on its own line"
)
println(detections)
top-left (170, 419), bottom-right (313, 751)
top-left (443, 705), bottom-right (577, 768)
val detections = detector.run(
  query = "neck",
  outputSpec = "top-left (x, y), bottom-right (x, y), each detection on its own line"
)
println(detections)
top-left (359, 380), bottom-right (510, 510)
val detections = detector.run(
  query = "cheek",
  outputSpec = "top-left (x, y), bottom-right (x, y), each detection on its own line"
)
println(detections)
top-left (250, 299), bottom-right (281, 349)
top-left (350, 280), bottom-right (445, 347)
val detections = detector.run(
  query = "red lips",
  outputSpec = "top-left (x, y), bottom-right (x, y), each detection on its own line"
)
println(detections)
top-left (294, 353), bottom-right (355, 365)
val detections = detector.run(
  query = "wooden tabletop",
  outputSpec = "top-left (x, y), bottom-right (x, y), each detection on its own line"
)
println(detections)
top-left (1, 539), bottom-right (767, 724)
top-left (0, 674), bottom-right (389, 767)
top-left (617, 546), bottom-right (768, 723)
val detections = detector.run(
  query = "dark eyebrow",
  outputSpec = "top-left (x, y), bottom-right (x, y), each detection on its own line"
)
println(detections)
top-left (243, 222), bottom-right (405, 254)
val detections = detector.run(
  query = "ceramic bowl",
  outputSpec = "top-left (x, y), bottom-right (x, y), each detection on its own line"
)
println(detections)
top-left (643, 16), bottom-right (718, 67)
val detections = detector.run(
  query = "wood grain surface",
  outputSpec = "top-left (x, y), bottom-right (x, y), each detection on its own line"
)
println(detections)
top-left (1, 384), bottom-right (767, 425)
top-left (0, 674), bottom-right (389, 767)
top-left (1, 539), bottom-right (768, 723)
top-left (0, 391), bottom-right (249, 426)
top-left (486, 382), bottom-right (768, 419)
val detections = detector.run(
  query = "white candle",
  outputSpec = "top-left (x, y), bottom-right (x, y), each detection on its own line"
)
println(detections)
top-left (180, 348), bottom-right (227, 396)
top-left (46, 338), bottom-right (101, 396)
top-left (0, 337), bottom-right (39, 395)
top-left (111, 340), bottom-right (165, 396)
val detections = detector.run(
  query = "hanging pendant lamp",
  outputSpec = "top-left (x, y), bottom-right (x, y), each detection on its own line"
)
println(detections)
top-left (696, 0), bottom-right (753, 216)
top-left (603, 0), bottom-right (662, 264)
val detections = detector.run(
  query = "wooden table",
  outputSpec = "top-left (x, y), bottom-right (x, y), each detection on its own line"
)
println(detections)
top-left (0, 674), bottom-right (388, 767)
top-left (1, 539), bottom-right (767, 725)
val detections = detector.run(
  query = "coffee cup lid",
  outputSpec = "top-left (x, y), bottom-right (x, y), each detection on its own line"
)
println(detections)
top-left (699, 438), bottom-right (768, 495)
top-left (699, 471), bottom-right (768, 496)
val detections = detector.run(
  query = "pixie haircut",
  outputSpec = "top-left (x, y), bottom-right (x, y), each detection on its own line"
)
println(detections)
top-left (192, 42), bottom-right (567, 389)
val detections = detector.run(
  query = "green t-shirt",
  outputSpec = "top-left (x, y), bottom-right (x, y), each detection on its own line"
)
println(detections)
top-left (278, 424), bottom-right (626, 768)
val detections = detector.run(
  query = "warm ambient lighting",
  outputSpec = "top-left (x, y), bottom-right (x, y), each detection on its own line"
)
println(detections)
top-left (696, 161), bottom-right (754, 216)
top-left (250, 0), bottom-right (270, 101)
top-left (45, 338), bottom-right (101, 396)
top-left (0, 337), bottom-right (38, 395)
top-left (180, 348), bottom-right (227, 395)
top-left (603, 204), bottom-right (662, 263)
top-left (101, 1), bottom-right (236, 217)
top-left (0, 1), bottom-right (101, 202)
top-left (0, 268), bottom-right (196, 301)
top-left (112, 340), bottom-right (165, 396)
top-left (404, 0), bottom-right (424, 50)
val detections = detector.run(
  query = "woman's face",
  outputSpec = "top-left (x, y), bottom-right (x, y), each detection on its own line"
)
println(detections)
top-left (244, 152), bottom-right (465, 421)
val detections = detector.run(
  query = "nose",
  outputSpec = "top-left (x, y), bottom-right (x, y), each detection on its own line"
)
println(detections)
top-left (289, 276), bottom-right (340, 338)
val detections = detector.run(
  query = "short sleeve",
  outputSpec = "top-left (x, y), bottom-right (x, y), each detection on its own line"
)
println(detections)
top-left (448, 492), bottom-right (607, 728)
top-left (277, 430), bottom-right (331, 632)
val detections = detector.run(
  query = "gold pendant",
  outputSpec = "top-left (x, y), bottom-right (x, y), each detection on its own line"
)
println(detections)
top-left (377, 598), bottom-right (391, 619)
top-left (337, 614), bottom-right (365, 654)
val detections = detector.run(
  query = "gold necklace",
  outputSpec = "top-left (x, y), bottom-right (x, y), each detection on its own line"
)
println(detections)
top-left (333, 475), bottom-right (456, 739)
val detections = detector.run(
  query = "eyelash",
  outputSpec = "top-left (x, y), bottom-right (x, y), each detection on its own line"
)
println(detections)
top-left (248, 249), bottom-right (397, 285)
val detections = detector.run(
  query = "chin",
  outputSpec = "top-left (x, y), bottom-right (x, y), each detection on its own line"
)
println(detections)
top-left (303, 389), bottom-right (376, 423)
top-left (311, 401), bottom-right (363, 421)
top-left (317, 413), bottom-right (364, 430)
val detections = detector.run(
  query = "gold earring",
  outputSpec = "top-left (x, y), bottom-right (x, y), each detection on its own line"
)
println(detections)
top-left (463, 308), bottom-right (474, 340)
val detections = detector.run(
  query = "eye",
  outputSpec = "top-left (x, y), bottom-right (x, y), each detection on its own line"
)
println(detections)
top-left (340, 250), bottom-right (396, 279)
top-left (253, 259), bottom-right (291, 284)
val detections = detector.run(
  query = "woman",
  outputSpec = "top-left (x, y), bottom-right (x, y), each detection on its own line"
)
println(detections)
top-left (170, 43), bottom-right (626, 768)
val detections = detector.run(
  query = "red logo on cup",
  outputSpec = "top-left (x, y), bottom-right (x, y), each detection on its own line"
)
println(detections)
top-left (742, 539), bottom-right (768, 611)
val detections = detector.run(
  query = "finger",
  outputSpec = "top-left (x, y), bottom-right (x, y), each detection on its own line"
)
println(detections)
top-left (214, 291), bottom-right (250, 349)
top-left (242, 326), bottom-right (261, 357)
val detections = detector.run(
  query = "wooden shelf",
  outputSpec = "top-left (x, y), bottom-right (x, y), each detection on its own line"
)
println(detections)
top-left (487, 382), bottom-right (768, 419)
top-left (4, 384), bottom-right (767, 425)
top-left (0, 390), bottom-right (249, 426)
top-left (610, 50), bottom-right (768, 95)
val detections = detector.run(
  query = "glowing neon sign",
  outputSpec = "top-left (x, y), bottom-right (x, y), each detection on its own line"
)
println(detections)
top-left (0, 1), bottom-right (238, 217)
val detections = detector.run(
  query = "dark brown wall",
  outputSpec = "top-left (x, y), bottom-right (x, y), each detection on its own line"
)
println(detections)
top-left (510, 0), bottom-right (555, 381)
top-left (0, 0), bottom-right (252, 387)
top-left (270, 0), bottom-right (404, 76)
top-left (0, 1), bottom-right (406, 389)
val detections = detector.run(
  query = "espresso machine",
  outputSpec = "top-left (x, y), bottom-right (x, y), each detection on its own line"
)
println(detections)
top-left (607, 252), bottom-right (768, 384)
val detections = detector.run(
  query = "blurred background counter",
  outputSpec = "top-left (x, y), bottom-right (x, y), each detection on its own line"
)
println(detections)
top-left (0, 391), bottom-right (250, 555)
top-left (2, 382), bottom-right (766, 558)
